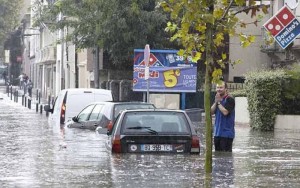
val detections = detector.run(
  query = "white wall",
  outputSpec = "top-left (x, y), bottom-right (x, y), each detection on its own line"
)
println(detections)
top-left (275, 115), bottom-right (300, 130)
top-left (235, 97), bottom-right (250, 124)
top-left (229, 12), bottom-right (272, 81)
top-left (78, 49), bottom-right (89, 88)
top-left (235, 98), bottom-right (300, 130)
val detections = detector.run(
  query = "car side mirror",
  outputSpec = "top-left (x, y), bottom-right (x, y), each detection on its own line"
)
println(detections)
top-left (72, 116), bottom-right (78, 122)
top-left (44, 104), bottom-right (53, 113)
top-left (96, 127), bottom-right (108, 134)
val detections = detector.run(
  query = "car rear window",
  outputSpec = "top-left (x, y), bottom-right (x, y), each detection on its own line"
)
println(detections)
top-left (121, 111), bottom-right (190, 135)
top-left (113, 104), bottom-right (155, 120)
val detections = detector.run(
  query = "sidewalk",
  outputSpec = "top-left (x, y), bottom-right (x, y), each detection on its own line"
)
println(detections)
top-left (1, 83), bottom-right (49, 114)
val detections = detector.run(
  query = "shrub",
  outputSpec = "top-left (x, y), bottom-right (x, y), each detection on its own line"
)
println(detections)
top-left (245, 70), bottom-right (288, 131)
top-left (282, 65), bottom-right (300, 114)
top-left (230, 89), bottom-right (247, 98)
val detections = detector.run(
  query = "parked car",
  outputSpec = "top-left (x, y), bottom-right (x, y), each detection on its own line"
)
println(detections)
top-left (44, 88), bottom-right (113, 126)
top-left (98, 109), bottom-right (200, 154)
top-left (66, 101), bottom-right (156, 130)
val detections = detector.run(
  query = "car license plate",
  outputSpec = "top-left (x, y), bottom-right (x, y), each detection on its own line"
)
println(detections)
top-left (141, 144), bottom-right (173, 152)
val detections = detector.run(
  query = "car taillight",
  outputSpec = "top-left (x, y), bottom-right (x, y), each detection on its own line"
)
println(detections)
top-left (112, 135), bottom-right (121, 153)
top-left (60, 103), bottom-right (66, 124)
top-left (191, 135), bottom-right (200, 153)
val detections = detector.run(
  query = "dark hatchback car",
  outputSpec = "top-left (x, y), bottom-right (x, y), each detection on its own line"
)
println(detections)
top-left (66, 101), bottom-right (155, 130)
top-left (99, 109), bottom-right (200, 154)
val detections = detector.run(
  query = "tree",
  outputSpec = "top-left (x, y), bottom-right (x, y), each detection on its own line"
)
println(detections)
top-left (33, 0), bottom-right (175, 67)
top-left (0, 0), bottom-right (21, 53)
top-left (160, 0), bottom-right (269, 173)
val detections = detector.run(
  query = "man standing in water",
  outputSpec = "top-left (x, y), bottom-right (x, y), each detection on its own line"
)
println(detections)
top-left (211, 81), bottom-right (235, 152)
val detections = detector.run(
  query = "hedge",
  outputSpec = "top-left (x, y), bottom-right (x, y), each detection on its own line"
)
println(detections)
top-left (245, 70), bottom-right (288, 131)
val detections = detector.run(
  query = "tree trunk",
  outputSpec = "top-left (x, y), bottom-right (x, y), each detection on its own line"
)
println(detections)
top-left (204, 0), bottom-right (214, 174)
top-left (204, 63), bottom-right (213, 174)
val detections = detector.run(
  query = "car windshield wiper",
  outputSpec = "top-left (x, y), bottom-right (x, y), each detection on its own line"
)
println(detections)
top-left (127, 126), bottom-right (158, 135)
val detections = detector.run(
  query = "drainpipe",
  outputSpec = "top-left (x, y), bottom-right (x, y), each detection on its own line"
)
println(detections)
top-left (75, 45), bottom-right (79, 88)
top-left (94, 46), bottom-right (99, 88)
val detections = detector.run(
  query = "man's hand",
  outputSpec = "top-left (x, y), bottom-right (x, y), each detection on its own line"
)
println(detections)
top-left (215, 93), bottom-right (222, 103)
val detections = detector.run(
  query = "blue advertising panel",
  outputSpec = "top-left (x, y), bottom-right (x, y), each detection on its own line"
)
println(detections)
top-left (275, 18), bottom-right (300, 49)
top-left (133, 49), bottom-right (197, 92)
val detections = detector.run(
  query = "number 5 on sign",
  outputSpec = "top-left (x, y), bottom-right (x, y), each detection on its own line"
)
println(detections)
top-left (163, 69), bottom-right (180, 88)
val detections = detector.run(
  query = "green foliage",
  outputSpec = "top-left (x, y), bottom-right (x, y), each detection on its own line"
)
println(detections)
top-left (230, 89), bottom-right (247, 98)
top-left (245, 67), bottom-right (300, 129)
top-left (161, 0), bottom-right (269, 81)
top-left (281, 65), bottom-right (300, 114)
top-left (161, 0), bottom-right (269, 174)
top-left (0, 0), bottom-right (21, 51)
top-left (245, 70), bottom-right (288, 131)
top-left (33, 0), bottom-right (174, 66)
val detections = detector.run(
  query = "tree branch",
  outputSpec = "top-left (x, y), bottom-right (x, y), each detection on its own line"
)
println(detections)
top-left (233, 4), bottom-right (270, 16)
top-left (221, 0), bottom-right (234, 20)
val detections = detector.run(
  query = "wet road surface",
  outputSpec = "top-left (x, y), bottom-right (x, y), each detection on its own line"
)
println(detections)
top-left (1, 88), bottom-right (300, 187)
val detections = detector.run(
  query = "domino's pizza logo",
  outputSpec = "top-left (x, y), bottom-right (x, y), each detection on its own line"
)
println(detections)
top-left (264, 6), bottom-right (295, 37)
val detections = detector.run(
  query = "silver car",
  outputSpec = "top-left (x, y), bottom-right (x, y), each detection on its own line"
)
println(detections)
top-left (66, 101), bottom-right (155, 130)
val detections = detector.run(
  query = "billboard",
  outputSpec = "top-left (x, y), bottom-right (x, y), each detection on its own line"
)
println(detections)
top-left (133, 49), bottom-right (197, 93)
top-left (263, 5), bottom-right (300, 49)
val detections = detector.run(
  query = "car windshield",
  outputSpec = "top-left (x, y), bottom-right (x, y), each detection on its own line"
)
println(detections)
top-left (121, 111), bottom-right (190, 135)
top-left (113, 104), bottom-right (155, 120)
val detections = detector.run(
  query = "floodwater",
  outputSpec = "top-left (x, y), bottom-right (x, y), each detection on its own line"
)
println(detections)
top-left (1, 88), bottom-right (300, 187)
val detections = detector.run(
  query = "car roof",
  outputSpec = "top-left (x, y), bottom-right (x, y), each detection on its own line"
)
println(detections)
top-left (89, 101), bottom-right (155, 105)
top-left (61, 88), bottom-right (112, 94)
top-left (121, 109), bottom-right (185, 113)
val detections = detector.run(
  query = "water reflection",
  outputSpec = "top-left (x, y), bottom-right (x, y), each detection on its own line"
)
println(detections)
top-left (212, 152), bottom-right (234, 187)
top-left (109, 154), bottom-right (204, 188)
top-left (2, 93), bottom-right (300, 187)
top-left (232, 125), bottom-right (300, 188)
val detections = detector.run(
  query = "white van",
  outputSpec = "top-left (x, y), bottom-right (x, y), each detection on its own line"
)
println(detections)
top-left (44, 88), bottom-right (113, 126)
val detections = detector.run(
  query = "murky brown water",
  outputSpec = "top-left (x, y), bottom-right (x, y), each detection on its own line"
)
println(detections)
top-left (1, 87), bottom-right (300, 188)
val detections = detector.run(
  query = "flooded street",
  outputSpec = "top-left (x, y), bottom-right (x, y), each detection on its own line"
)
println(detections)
top-left (1, 89), bottom-right (300, 187)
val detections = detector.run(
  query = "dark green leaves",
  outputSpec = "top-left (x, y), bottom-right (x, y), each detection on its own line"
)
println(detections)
top-left (0, 0), bottom-right (21, 50)
top-left (34, 0), bottom-right (172, 66)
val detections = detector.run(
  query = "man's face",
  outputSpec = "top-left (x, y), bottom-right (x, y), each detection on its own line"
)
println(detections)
top-left (216, 83), bottom-right (226, 97)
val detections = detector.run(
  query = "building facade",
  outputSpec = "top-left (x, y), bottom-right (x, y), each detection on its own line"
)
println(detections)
top-left (17, 0), bottom-right (300, 99)
top-left (229, 0), bottom-right (300, 82)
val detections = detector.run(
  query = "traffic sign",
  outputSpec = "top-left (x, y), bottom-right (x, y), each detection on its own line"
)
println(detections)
top-left (263, 5), bottom-right (300, 49)
top-left (144, 44), bottom-right (150, 80)
top-left (144, 44), bottom-right (150, 103)
top-left (144, 44), bottom-right (150, 67)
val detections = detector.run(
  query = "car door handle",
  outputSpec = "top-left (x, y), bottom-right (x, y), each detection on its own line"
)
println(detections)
top-left (93, 123), bottom-right (98, 126)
